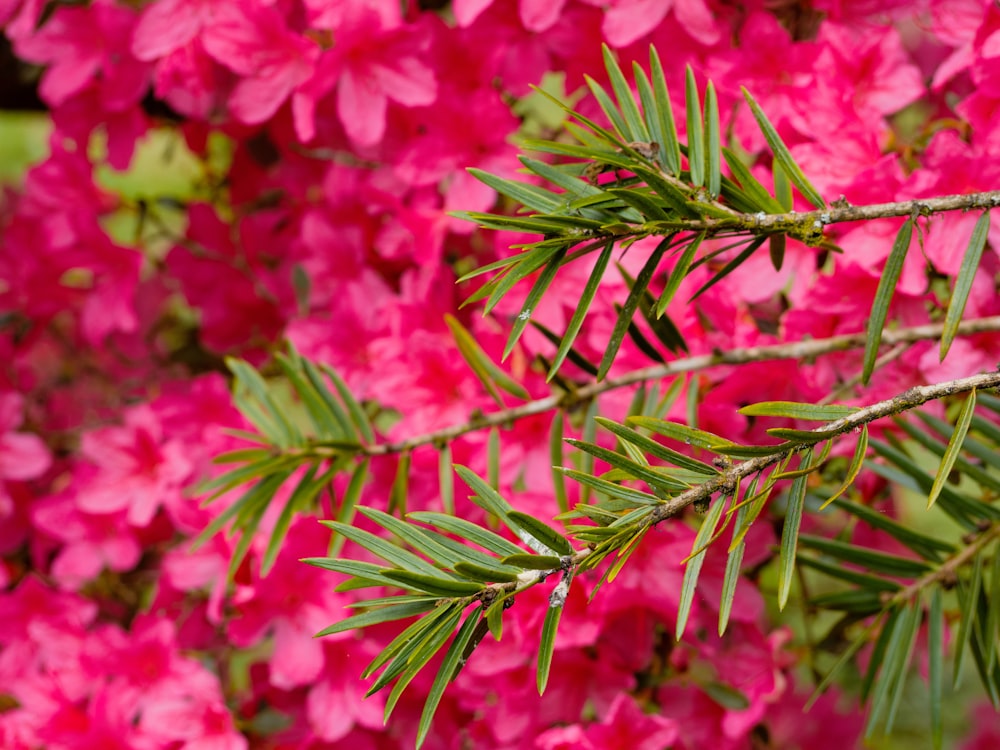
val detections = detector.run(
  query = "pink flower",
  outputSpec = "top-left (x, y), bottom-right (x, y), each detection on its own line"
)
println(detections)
top-left (228, 518), bottom-right (346, 689)
top-left (582, 693), bottom-right (678, 750)
top-left (296, 3), bottom-right (436, 146)
top-left (202, 2), bottom-right (319, 128)
top-left (602, 0), bottom-right (720, 48)
top-left (75, 403), bottom-right (194, 527)
top-left (31, 481), bottom-right (141, 590)
top-left (0, 393), bottom-right (49, 481)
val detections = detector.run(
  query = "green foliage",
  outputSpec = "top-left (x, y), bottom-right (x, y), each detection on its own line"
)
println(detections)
top-left (198, 44), bottom-right (1000, 745)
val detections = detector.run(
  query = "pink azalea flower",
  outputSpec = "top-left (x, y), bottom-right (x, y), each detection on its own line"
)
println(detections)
top-left (0, 392), bottom-right (50, 481)
top-left (601, 0), bottom-right (720, 48)
top-left (295, 3), bottom-right (436, 146)
top-left (31, 481), bottom-right (141, 590)
top-left (228, 518), bottom-right (347, 689)
top-left (453, 0), bottom-right (568, 33)
top-left (74, 403), bottom-right (194, 527)
top-left (582, 693), bottom-right (678, 750)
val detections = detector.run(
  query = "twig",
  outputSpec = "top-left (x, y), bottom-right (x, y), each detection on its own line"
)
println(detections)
top-left (364, 315), bottom-right (1000, 456)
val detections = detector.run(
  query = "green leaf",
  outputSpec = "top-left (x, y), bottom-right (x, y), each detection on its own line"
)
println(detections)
top-left (408, 511), bottom-right (523, 558)
top-left (797, 554), bottom-right (901, 593)
top-left (501, 553), bottom-right (562, 570)
top-left (275, 351), bottom-right (343, 441)
top-left (300, 358), bottom-right (355, 440)
top-left (193, 468), bottom-right (290, 550)
top-left (773, 160), bottom-right (792, 211)
top-left (316, 599), bottom-right (439, 637)
top-left (867, 602), bottom-right (922, 738)
top-left (380, 603), bottom-right (464, 717)
top-left (648, 46), bottom-right (681, 175)
top-left (688, 236), bottom-right (767, 302)
top-left (466, 168), bottom-right (564, 213)
top-left (358, 507), bottom-right (463, 568)
top-left (625, 415), bottom-right (729, 451)
top-left (227, 358), bottom-right (301, 448)
top-left (381, 569), bottom-right (484, 597)
top-left (798, 535), bottom-right (933, 578)
top-left (322, 520), bottom-right (445, 578)
top-left (862, 218), bottom-right (912, 384)
top-left (550, 412), bottom-right (569, 514)
top-left (778, 449), bottom-right (811, 610)
top-left (329, 458), bottom-right (369, 557)
top-left (704, 81), bottom-right (720, 198)
top-left (388, 451), bottom-right (411, 516)
top-left (507, 510), bottom-right (574, 557)
top-left (537, 582), bottom-right (568, 694)
top-left (595, 417), bottom-right (717, 475)
top-left (547, 241), bottom-right (613, 380)
top-left (585, 74), bottom-right (630, 140)
top-left (719, 479), bottom-right (756, 635)
top-left (825, 495), bottom-right (953, 560)
top-left (721, 148), bottom-right (783, 213)
top-left (677, 496), bottom-right (727, 639)
top-left (986, 545), bottom-right (1000, 670)
top-left (684, 66), bottom-right (704, 188)
top-left (261, 464), bottom-right (336, 576)
top-left (597, 237), bottom-right (671, 380)
top-left (565, 439), bottom-right (689, 494)
top-left (558, 468), bottom-right (661, 506)
top-left (438, 445), bottom-right (454, 516)
top-left (417, 607), bottom-right (483, 748)
top-left (453, 560), bottom-right (521, 583)
top-left (505, 248), bottom-right (567, 360)
top-left (818, 425), bottom-right (868, 510)
top-left (445, 314), bottom-right (531, 405)
top-left (602, 44), bottom-right (649, 142)
top-left (954, 553), bottom-right (983, 686)
top-left (928, 388), bottom-right (976, 509)
top-left (656, 232), bottom-right (704, 317)
top-left (738, 402), bottom-right (858, 421)
top-left (365, 601), bottom-right (459, 682)
top-left (929, 588), bottom-right (944, 750)
top-left (741, 87), bottom-right (825, 209)
top-left (631, 166), bottom-right (699, 217)
top-left (941, 211), bottom-right (991, 359)
top-left (455, 464), bottom-right (515, 520)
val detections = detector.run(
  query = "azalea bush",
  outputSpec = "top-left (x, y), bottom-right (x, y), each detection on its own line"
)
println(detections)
top-left (3, 0), bottom-right (1000, 748)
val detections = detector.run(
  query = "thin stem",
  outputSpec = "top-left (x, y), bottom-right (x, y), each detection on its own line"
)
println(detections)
top-left (363, 315), bottom-right (1000, 456)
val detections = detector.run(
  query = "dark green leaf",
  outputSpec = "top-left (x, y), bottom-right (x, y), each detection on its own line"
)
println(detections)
top-left (453, 560), bottom-right (521, 583)
top-left (721, 148), bottom-right (783, 213)
top-left (505, 248), bottom-right (568, 359)
top-left (929, 588), bottom-right (944, 750)
top-left (381, 569), bottom-right (484, 597)
top-left (954, 553), bottom-right (983, 686)
top-left (566, 439), bottom-right (688, 494)
top-left (558, 468), bottom-right (661, 506)
top-left (322, 520), bottom-right (444, 578)
top-left (507, 510), bottom-right (574, 557)
top-left (799, 534), bottom-right (932, 577)
top-left (689, 236), bottom-right (767, 302)
top-left (596, 417), bottom-right (717, 474)
top-left (501, 553), bottom-right (562, 570)
top-left (585, 74), bottom-right (630, 140)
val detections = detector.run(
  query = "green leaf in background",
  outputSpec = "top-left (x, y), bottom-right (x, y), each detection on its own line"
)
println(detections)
top-left (928, 588), bottom-right (944, 750)
top-left (741, 87), bottom-right (826, 209)
top-left (953, 552), bottom-right (983, 687)
top-left (505, 248), bottom-right (567, 360)
top-left (862, 218), bottom-right (912, 384)
top-left (438, 445), bottom-right (455, 516)
top-left (656, 232), bottom-right (704, 318)
top-left (941, 211), bottom-right (991, 359)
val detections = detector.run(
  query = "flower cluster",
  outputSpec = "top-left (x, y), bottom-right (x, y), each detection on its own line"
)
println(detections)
top-left (1, 0), bottom-right (999, 747)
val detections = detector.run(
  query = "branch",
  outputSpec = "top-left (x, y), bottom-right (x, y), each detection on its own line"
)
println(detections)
top-left (621, 190), bottom-right (1000, 238)
top-left (363, 315), bottom-right (1000, 456)
top-left (475, 370), bottom-right (1000, 602)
